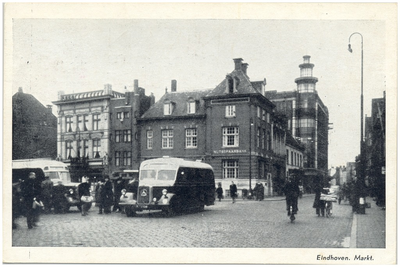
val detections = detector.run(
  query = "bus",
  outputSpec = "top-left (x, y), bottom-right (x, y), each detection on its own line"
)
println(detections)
top-left (12, 159), bottom-right (85, 211)
top-left (120, 157), bottom-right (215, 217)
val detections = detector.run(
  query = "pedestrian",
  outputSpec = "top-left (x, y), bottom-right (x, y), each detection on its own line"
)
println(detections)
top-left (99, 175), bottom-right (113, 214)
top-left (41, 176), bottom-right (54, 214)
top-left (52, 180), bottom-right (68, 213)
top-left (283, 175), bottom-right (299, 216)
top-left (20, 172), bottom-right (42, 229)
top-left (313, 184), bottom-right (325, 217)
top-left (78, 176), bottom-right (91, 216)
top-left (112, 177), bottom-right (124, 212)
top-left (229, 181), bottom-right (237, 203)
top-left (216, 183), bottom-right (223, 202)
top-left (254, 182), bottom-right (265, 201)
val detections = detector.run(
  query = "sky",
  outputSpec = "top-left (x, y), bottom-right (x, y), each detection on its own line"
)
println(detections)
top-left (10, 10), bottom-right (391, 168)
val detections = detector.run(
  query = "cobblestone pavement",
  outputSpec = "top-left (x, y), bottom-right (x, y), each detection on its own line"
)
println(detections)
top-left (12, 195), bottom-right (355, 248)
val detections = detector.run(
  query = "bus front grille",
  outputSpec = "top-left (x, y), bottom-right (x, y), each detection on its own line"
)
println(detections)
top-left (138, 186), bottom-right (150, 204)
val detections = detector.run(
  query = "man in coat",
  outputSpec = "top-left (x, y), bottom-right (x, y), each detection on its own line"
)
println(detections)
top-left (283, 175), bottom-right (300, 216)
top-left (20, 172), bottom-right (42, 229)
top-left (41, 176), bottom-right (54, 214)
top-left (229, 181), bottom-right (238, 203)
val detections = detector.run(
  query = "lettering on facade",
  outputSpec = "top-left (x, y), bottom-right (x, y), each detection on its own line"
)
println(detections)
top-left (213, 149), bottom-right (247, 154)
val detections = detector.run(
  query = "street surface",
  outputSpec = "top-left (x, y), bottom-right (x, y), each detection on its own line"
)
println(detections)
top-left (12, 195), bottom-right (354, 248)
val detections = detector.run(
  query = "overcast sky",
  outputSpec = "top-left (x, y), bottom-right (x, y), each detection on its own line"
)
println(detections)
top-left (11, 14), bottom-right (390, 168)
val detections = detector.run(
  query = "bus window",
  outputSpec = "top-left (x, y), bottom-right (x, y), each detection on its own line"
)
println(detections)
top-left (157, 170), bottom-right (176, 180)
top-left (140, 170), bottom-right (156, 180)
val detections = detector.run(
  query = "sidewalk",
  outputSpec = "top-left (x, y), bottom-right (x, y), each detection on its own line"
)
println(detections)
top-left (350, 197), bottom-right (386, 248)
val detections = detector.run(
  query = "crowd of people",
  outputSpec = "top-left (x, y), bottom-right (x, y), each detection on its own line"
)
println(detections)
top-left (12, 172), bottom-right (132, 229)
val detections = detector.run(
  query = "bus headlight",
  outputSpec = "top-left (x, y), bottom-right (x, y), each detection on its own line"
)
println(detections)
top-left (153, 197), bottom-right (157, 202)
top-left (162, 189), bottom-right (168, 195)
top-left (162, 197), bottom-right (169, 204)
top-left (69, 189), bottom-right (74, 194)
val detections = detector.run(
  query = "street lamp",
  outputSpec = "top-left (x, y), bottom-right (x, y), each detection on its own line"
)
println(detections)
top-left (249, 118), bottom-right (254, 193)
top-left (348, 32), bottom-right (365, 213)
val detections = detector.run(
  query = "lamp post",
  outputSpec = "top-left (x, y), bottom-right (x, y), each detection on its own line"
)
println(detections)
top-left (249, 118), bottom-right (254, 193)
top-left (348, 32), bottom-right (365, 213)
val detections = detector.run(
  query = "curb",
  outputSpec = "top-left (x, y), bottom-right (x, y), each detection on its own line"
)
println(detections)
top-left (350, 211), bottom-right (357, 248)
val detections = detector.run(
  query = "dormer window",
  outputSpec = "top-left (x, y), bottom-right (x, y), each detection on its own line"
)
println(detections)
top-left (164, 100), bottom-right (174, 115)
top-left (225, 105), bottom-right (236, 117)
top-left (187, 98), bottom-right (196, 114)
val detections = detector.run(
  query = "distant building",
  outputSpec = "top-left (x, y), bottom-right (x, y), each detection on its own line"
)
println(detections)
top-left (52, 82), bottom-right (154, 181)
top-left (266, 55), bottom-right (329, 191)
top-left (12, 87), bottom-right (57, 160)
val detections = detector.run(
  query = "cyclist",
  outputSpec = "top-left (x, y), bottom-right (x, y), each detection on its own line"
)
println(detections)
top-left (283, 175), bottom-right (300, 217)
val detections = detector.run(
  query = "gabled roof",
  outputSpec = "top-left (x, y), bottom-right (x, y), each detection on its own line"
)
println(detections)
top-left (205, 68), bottom-right (260, 98)
top-left (141, 89), bottom-right (212, 119)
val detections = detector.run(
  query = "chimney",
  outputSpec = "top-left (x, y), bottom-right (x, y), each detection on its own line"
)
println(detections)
top-left (134, 79), bottom-right (139, 94)
top-left (233, 58), bottom-right (243, 70)
top-left (241, 63), bottom-right (249, 75)
top-left (165, 87), bottom-right (168, 94)
top-left (171, 80), bottom-right (177, 92)
top-left (18, 87), bottom-right (23, 93)
top-left (104, 84), bottom-right (112, 95)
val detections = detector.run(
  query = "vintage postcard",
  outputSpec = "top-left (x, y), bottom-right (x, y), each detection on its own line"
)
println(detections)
top-left (3, 2), bottom-right (397, 265)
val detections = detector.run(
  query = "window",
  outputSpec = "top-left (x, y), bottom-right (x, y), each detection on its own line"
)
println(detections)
top-left (115, 151), bottom-right (121, 166)
top-left (257, 107), bottom-right (261, 118)
top-left (162, 129), bottom-right (174, 149)
top-left (115, 130), bottom-right (122, 143)
top-left (291, 151), bottom-right (294, 165)
top-left (82, 140), bottom-right (88, 158)
top-left (65, 141), bottom-right (73, 159)
top-left (147, 130), bottom-right (153, 149)
top-left (299, 119), bottom-right (315, 127)
top-left (124, 112), bottom-right (130, 118)
top-left (66, 117), bottom-right (73, 132)
top-left (262, 129), bottom-right (266, 149)
top-left (286, 149), bottom-right (289, 162)
top-left (185, 128), bottom-right (197, 148)
top-left (267, 131), bottom-right (271, 150)
top-left (257, 128), bottom-right (261, 148)
top-left (187, 100), bottom-right (196, 114)
top-left (93, 114), bottom-right (100, 130)
top-left (222, 126), bottom-right (239, 147)
top-left (266, 113), bottom-right (270, 123)
top-left (93, 139), bottom-right (101, 158)
top-left (123, 130), bottom-right (131, 142)
top-left (77, 115), bottom-right (82, 131)
top-left (123, 151), bottom-right (131, 166)
top-left (225, 105), bottom-right (236, 117)
top-left (164, 102), bottom-right (173, 115)
top-left (117, 112), bottom-right (123, 120)
top-left (262, 110), bottom-right (266, 121)
top-left (300, 67), bottom-right (312, 77)
top-left (223, 160), bottom-right (239, 179)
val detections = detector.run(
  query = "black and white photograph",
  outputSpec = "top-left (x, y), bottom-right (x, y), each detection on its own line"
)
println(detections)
top-left (3, 2), bottom-right (396, 264)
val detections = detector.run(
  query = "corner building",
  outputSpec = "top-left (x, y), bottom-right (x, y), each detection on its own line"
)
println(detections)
top-left (139, 59), bottom-right (287, 196)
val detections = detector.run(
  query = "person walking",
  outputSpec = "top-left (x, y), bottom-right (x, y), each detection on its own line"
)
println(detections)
top-left (229, 181), bottom-right (238, 203)
top-left (78, 176), bottom-right (91, 216)
top-left (99, 175), bottom-right (113, 214)
top-left (112, 177), bottom-right (124, 212)
top-left (41, 176), bottom-right (54, 214)
top-left (313, 184), bottom-right (325, 217)
top-left (254, 182), bottom-right (265, 201)
top-left (20, 172), bottom-right (42, 229)
top-left (216, 183), bottom-right (223, 202)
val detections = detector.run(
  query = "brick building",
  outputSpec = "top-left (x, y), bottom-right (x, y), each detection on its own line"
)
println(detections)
top-left (52, 82), bottom-right (153, 181)
top-left (12, 87), bottom-right (57, 160)
top-left (138, 59), bottom-right (287, 195)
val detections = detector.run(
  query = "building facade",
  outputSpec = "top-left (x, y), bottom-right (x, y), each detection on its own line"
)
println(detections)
top-left (139, 59), bottom-right (287, 196)
top-left (266, 55), bottom-right (330, 191)
top-left (364, 92), bottom-right (385, 206)
top-left (52, 82), bottom-right (153, 181)
top-left (13, 87), bottom-right (57, 160)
